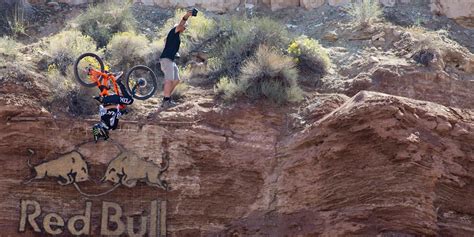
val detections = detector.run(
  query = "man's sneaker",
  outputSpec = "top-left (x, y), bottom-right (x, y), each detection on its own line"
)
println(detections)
top-left (160, 99), bottom-right (177, 110)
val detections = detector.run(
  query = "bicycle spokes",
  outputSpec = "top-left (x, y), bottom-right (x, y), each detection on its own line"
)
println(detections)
top-left (128, 69), bottom-right (155, 98)
top-left (74, 53), bottom-right (105, 88)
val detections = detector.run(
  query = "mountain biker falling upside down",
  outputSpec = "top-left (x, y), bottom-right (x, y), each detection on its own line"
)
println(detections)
top-left (92, 77), bottom-right (136, 142)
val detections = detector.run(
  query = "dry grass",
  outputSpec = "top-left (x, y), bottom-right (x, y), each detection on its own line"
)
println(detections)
top-left (46, 30), bottom-right (98, 74)
top-left (74, 1), bottom-right (136, 47)
top-left (348, 0), bottom-right (382, 26)
top-left (106, 32), bottom-right (150, 71)
top-left (217, 45), bottom-right (302, 104)
top-left (211, 17), bottom-right (290, 78)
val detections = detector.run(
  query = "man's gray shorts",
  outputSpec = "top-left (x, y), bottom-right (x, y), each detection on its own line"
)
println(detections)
top-left (160, 58), bottom-right (180, 81)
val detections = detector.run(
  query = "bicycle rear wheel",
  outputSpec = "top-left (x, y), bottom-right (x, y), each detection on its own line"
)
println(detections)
top-left (125, 65), bottom-right (158, 100)
top-left (74, 53), bottom-right (105, 87)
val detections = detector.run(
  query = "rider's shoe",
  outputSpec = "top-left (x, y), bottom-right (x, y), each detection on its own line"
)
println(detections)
top-left (92, 124), bottom-right (109, 143)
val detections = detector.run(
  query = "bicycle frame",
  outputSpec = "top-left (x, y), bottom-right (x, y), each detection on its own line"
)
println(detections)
top-left (87, 68), bottom-right (121, 97)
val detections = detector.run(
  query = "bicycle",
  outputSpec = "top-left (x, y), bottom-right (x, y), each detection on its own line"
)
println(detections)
top-left (73, 53), bottom-right (159, 100)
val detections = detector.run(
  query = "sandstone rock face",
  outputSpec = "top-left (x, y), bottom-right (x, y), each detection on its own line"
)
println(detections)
top-left (1, 60), bottom-right (474, 236)
top-left (431, 0), bottom-right (474, 28)
top-left (25, 0), bottom-right (474, 25)
top-left (300, 0), bottom-right (325, 10)
top-left (269, 0), bottom-right (300, 11)
top-left (219, 91), bottom-right (474, 236)
top-left (327, 0), bottom-right (351, 6)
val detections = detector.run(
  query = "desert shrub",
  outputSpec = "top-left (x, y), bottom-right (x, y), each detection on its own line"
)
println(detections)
top-left (106, 32), bottom-right (149, 70)
top-left (0, 36), bottom-right (22, 59)
top-left (46, 64), bottom-right (76, 98)
top-left (46, 64), bottom-right (98, 116)
top-left (288, 35), bottom-right (331, 80)
top-left (211, 17), bottom-right (290, 78)
top-left (7, 3), bottom-right (27, 38)
top-left (46, 30), bottom-right (97, 74)
top-left (348, 0), bottom-right (382, 26)
top-left (144, 39), bottom-right (165, 74)
top-left (214, 76), bottom-right (240, 101)
top-left (74, 1), bottom-right (135, 47)
top-left (220, 45), bottom-right (302, 104)
top-left (158, 9), bottom-right (218, 58)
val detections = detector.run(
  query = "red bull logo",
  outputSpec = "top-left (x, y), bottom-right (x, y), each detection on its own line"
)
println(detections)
top-left (19, 199), bottom-right (167, 236)
top-left (21, 144), bottom-right (170, 236)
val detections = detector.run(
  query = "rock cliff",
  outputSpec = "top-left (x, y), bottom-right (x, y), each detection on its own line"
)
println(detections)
top-left (1, 58), bottom-right (474, 235)
top-left (26, 0), bottom-right (474, 28)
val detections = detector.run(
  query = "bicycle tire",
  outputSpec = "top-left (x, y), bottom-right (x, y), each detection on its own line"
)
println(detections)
top-left (74, 52), bottom-right (105, 88)
top-left (125, 65), bottom-right (158, 100)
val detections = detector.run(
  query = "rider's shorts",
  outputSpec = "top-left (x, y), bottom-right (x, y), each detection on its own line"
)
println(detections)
top-left (160, 58), bottom-right (180, 81)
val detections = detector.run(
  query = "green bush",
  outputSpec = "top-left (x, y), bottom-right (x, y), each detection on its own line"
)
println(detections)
top-left (46, 30), bottom-right (97, 74)
top-left (218, 45), bottom-right (302, 104)
top-left (46, 64), bottom-right (98, 116)
top-left (74, 1), bottom-right (136, 47)
top-left (348, 0), bottom-right (382, 26)
top-left (211, 17), bottom-right (290, 78)
top-left (288, 35), bottom-right (330, 80)
top-left (214, 76), bottom-right (240, 101)
top-left (0, 36), bottom-right (22, 59)
top-left (106, 32), bottom-right (149, 70)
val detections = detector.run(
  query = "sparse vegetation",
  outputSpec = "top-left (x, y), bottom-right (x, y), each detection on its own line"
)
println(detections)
top-left (46, 30), bottom-right (98, 74)
top-left (46, 64), bottom-right (76, 99)
top-left (211, 17), bottom-right (290, 78)
top-left (0, 36), bottom-right (22, 59)
top-left (217, 45), bottom-right (302, 104)
top-left (74, 1), bottom-right (136, 47)
top-left (106, 32), bottom-right (149, 70)
top-left (7, 4), bottom-right (27, 38)
top-left (348, 0), bottom-right (382, 26)
top-left (214, 76), bottom-right (240, 101)
top-left (46, 63), bottom-right (98, 116)
top-left (287, 35), bottom-right (330, 80)
top-left (145, 39), bottom-right (165, 70)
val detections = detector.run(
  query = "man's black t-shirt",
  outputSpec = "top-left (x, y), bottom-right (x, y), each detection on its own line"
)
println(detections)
top-left (160, 27), bottom-right (180, 61)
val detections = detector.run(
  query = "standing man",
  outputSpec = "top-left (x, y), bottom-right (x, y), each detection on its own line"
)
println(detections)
top-left (159, 9), bottom-right (195, 109)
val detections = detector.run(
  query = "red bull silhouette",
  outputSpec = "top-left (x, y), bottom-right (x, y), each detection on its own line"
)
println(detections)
top-left (102, 151), bottom-right (169, 190)
top-left (25, 151), bottom-right (89, 185)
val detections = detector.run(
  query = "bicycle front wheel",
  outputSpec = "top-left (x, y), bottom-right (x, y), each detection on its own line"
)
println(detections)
top-left (74, 53), bottom-right (105, 87)
top-left (125, 65), bottom-right (158, 100)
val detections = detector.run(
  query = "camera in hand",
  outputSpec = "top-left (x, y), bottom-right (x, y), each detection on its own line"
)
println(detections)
top-left (192, 8), bottom-right (198, 16)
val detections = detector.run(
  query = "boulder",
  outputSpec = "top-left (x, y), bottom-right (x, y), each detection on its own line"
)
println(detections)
top-left (328, 0), bottom-right (351, 6)
top-left (300, 0), bottom-right (325, 9)
top-left (430, 0), bottom-right (474, 28)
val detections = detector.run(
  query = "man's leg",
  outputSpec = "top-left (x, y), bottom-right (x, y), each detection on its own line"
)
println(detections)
top-left (163, 80), bottom-right (174, 97)
top-left (160, 58), bottom-right (177, 108)
top-left (168, 62), bottom-right (181, 97)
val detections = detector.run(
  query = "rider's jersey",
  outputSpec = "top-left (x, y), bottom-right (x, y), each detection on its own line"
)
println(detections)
top-left (99, 105), bottom-right (123, 130)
